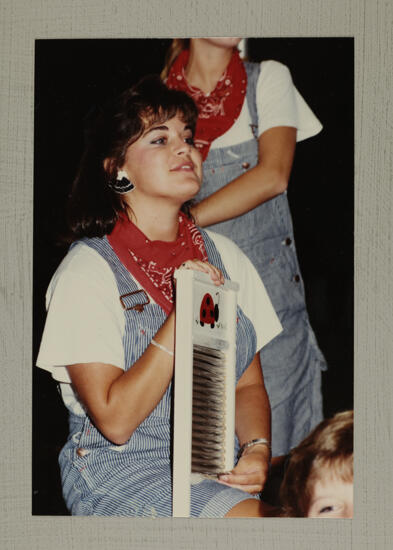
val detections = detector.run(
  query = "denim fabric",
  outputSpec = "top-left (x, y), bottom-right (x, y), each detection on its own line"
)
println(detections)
top-left (59, 230), bottom-right (258, 516)
top-left (197, 62), bottom-right (327, 457)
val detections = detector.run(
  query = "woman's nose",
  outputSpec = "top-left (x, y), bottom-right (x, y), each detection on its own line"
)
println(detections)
top-left (174, 136), bottom-right (192, 154)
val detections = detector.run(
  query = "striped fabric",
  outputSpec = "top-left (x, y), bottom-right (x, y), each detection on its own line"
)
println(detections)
top-left (59, 230), bottom-right (258, 516)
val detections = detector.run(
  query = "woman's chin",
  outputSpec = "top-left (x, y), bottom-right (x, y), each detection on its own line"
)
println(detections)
top-left (179, 177), bottom-right (202, 201)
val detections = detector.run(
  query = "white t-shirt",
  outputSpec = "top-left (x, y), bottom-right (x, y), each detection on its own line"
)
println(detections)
top-left (211, 60), bottom-right (322, 150)
top-left (37, 232), bottom-right (282, 413)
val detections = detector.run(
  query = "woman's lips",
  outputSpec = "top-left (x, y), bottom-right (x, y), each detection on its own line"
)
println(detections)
top-left (171, 162), bottom-right (194, 172)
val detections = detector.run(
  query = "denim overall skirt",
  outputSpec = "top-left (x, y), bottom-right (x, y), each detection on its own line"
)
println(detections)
top-left (58, 229), bottom-right (259, 516)
top-left (198, 62), bottom-right (327, 457)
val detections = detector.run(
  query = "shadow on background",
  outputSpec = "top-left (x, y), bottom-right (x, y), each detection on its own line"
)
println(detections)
top-left (33, 38), bottom-right (353, 515)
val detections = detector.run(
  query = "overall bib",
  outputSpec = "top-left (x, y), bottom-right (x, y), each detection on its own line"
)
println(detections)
top-left (198, 62), bottom-right (327, 457)
top-left (58, 229), bottom-right (259, 517)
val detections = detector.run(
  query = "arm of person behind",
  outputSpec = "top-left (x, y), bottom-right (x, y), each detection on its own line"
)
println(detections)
top-left (192, 126), bottom-right (296, 227)
top-left (218, 353), bottom-right (271, 494)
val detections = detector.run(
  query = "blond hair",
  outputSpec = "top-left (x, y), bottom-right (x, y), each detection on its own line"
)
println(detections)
top-left (160, 38), bottom-right (245, 81)
top-left (160, 39), bottom-right (190, 80)
top-left (279, 410), bottom-right (353, 517)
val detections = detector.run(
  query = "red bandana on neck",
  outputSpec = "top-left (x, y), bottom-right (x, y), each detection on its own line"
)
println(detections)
top-left (166, 49), bottom-right (247, 161)
top-left (108, 214), bottom-right (208, 314)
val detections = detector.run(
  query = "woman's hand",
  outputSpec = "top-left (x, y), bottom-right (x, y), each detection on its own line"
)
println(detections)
top-left (218, 444), bottom-right (270, 494)
top-left (178, 259), bottom-right (224, 286)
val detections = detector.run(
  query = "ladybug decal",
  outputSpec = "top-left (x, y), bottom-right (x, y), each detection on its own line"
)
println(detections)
top-left (200, 293), bottom-right (219, 328)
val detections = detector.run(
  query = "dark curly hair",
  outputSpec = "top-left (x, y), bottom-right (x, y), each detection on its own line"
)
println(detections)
top-left (66, 75), bottom-right (198, 241)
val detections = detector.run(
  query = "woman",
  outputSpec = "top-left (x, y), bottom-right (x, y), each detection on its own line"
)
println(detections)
top-left (163, 38), bottom-right (327, 462)
top-left (36, 76), bottom-right (282, 517)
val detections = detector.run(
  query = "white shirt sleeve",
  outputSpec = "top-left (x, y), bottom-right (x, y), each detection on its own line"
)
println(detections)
top-left (36, 243), bottom-right (125, 383)
top-left (257, 60), bottom-right (323, 142)
top-left (205, 230), bottom-right (282, 351)
top-left (210, 60), bottom-right (322, 150)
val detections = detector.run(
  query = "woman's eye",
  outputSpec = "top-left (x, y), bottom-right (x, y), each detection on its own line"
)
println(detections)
top-left (319, 505), bottom-right (335, 514)
top-left (185, 136), bottom-right (195, 146)
top-left (151, 137), bottom-right (166, 145)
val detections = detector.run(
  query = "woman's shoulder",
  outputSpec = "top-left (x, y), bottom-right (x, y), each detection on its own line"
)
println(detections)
top-left (53, 240), bottom-right (108, 277)
top-left (245, 58), bottom-right (290, 75)
top-left (203, 230), bottom-right (252, 278)
top-left (203, 229), bottom-right (266, 295)
top-left (245, 60), bottom-right (293, 100)
top-left (47, 240), bottom-right (114, 300)
top-left (203, 229), bottom-right (243, 257)
top-left (258, 59), bottom-right (292, 82)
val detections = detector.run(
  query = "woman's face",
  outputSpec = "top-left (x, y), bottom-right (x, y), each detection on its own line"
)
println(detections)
top-left (307, 474), bottom-right (353, 518)
top-left (120, 114), bottom-right (202, 206)
top-left (200, 37), bottom-right (242, 49)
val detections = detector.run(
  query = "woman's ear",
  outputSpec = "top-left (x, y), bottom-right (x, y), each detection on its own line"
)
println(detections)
top-left (103, 157), bottom-right (116, 176)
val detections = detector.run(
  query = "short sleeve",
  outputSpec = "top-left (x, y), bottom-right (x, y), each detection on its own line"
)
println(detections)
top-left (205, 231), bottom-right (282, 351)
top-left (36, 243), bottom-right (125, 383)
top-left (257, 60), bottom-right (323, 142)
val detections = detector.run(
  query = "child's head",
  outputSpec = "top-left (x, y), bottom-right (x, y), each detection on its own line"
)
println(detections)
top-left (280, 410), bottom-right (353, 518)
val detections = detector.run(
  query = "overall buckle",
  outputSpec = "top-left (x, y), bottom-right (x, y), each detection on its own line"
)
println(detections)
top-left (120, 290), bottom-right (150, 312)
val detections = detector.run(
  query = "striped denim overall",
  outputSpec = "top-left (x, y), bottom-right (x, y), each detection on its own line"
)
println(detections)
top-left (198, 62), bottom-right (327, 457)
top-left (58, 229), bottom-right (259, 517)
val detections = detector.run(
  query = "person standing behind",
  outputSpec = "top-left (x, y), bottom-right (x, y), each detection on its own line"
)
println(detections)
top-left (163, 38), bottom-right (327, 464)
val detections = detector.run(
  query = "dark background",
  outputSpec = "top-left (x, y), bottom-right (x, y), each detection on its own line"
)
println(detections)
top-left (33, 38), bottom-right (353, 515)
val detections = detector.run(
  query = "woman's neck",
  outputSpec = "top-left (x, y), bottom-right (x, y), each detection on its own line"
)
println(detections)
top-left (125, 201), bottom-right (180, 242)
top-left (185, 39), bottom-right (234, 94)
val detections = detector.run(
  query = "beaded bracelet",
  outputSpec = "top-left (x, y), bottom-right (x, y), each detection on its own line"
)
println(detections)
top-left (237, 438), bottom-right (271, 460)
top-left (151, 338), bottom-right (174, 357)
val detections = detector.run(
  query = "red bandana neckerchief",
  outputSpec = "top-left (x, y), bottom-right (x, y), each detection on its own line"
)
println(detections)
top-left (107, 213), bottom-right (208, 315)
top-left (166, 48), bottom-right (247, 161)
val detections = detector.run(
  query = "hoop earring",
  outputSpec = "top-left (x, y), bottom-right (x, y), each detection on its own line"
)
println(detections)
top-left (109, 170), bottom-right (135, 194)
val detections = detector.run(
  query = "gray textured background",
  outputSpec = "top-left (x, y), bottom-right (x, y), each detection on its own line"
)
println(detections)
top-left (1, 0), bottom-right (392, 549)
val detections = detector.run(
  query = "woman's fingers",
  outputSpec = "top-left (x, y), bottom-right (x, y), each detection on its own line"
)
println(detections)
top-left (218, 471), bottom-right (266, 491)
top-left (216, 451), bottom-right (269, 494)
top-left (216, 479), bottom-right (263, 495)
top-left (217, 469), bottom-right (265, 494)
top-left (179, 259), bottom-right (224, 285)
top-left (219, 472), bottom-right (262, 485)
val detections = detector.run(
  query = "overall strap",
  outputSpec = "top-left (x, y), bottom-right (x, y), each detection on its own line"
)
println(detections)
top-left (199, 229), bottom-right (230, 281)
top-left (244, 61), bottom-right (261, 135)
